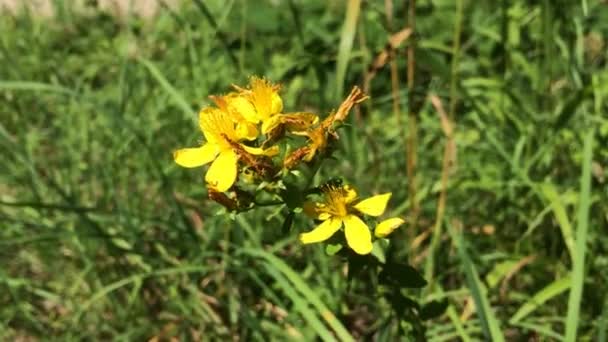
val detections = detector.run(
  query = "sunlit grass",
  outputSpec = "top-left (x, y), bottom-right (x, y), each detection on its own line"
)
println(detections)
top-left (1, 0), bottom-right (607, 340)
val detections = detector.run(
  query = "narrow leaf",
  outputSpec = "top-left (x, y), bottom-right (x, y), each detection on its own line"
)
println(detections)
top-left (565, 129), bottom-right (595, 342)
top-left (509, 275), bottom-right (571, 324)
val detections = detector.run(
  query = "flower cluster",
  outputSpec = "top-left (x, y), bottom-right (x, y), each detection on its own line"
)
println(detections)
top-left (301, 180), bottom-right (404, 254)
top-left (173, 77), bottom-right (403, 255)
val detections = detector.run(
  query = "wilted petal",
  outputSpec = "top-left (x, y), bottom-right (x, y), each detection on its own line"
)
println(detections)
top-left (299, 218), bottom-right (342, 244)
top-left (374, 217), bottom-right (405, 238)
top-left (205, 150), bottom-right (239, 192)
top-left (173, 143), bottom-right (218, 168)
top-left (302, 129), bottom-right (327, 162)
top-left (343, 215), bottom-right (372, 255)
top-left (353, 193), bottom-right (392, 217)
top-left (282, 112), bottom-right (319, 132)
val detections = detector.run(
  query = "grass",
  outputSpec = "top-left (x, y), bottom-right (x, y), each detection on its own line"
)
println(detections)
top-left (1, 0), bottom-right (607, 340)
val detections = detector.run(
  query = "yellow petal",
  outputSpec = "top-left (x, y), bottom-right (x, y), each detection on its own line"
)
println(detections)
top-left (343, 215), bottom-right (372, 255)
top-left (198, 107), bottom-right (220, 143)
top-left (374, 217), bottom-right (405, 238)
top-left (353, 193), bottom-right (392, 217)
top-left (250, 77), bottom-right (282, 120)
top-left (205, 150), bottom-right (239, 192)
top-left (318, 212), bottom-right (331, 220)
top-left (299, 218), bottom-right (342, 244)
top-left (237, 122), bottom-right (259, 141)
top-left (261, 115), bottom-right (282, 134)
top-left (173, 143), bottom-right (218, 168)
top-left (343, 185), bottom-right (358, 204)
top-left (241, 144), bottom-right (279, 157)
top-left (271, 92), bottom-right (283, 114)
top-left (228, 95), bottom-right (259, 123)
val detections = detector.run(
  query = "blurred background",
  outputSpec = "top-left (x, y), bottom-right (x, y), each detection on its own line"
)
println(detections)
top-left (1, 0), bottom-right (607, 340)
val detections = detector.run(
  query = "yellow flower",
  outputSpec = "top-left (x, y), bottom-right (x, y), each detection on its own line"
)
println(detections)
top-left (173, 107), bottom-right (277, 192)
top-left (231, 77), bottom-right (318, 137)
top-left (232, 77), bottom-right (283, 131)
top-left (210, 94), bottom-right (258, 140)
top-left (249, 77), bottom-right (283, 123)
top-left (299, 183), bottom-right (403, 255)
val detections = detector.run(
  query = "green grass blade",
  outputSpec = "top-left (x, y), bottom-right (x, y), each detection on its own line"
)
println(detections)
top-left (242, 249), bottom-right (355, 342)
top-left (541, 183), bottom-right (575, 262)
top-left (262, 263), bottom-right (336, 342)
top-left (509, 274), bottom-right (571, 324)
top-left (448, 222), bottom-right (505, 342)
top-left (599, 296), bottom-right (608, 342)
top-left (0, 80), bottom-right (76, 96)
top-left (511, 321), bottom-right (564, 341)
top-left (443, 305), bottom-right (473, 342)
top-left (434, 285), bottom-right (473, 342)
top-left (564, 129), bottom-right (595, 342)
top-left (71, 265), bottom-right (211, 324)
top-left (335, 0), bottom-right (361, 99)
top-left (137, 57), bottom-right (194, 120)
top-left (426, 318), bottom-right (481, 342)
top-left (191, 0), bottom-right (239, 68)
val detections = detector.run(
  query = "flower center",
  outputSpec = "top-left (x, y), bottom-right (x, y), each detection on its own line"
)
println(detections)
top-left (321, 184), bottom-right (354, 218)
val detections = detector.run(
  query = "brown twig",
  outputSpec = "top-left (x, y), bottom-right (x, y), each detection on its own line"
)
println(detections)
top-left (429, 94), bottom-right (456, 226)
top-left (328, 86), bottom-right (369, 125)
top-left (362, 28), bottom-right (413, 96)
top-left (422, 94), bottom-right (456, 288)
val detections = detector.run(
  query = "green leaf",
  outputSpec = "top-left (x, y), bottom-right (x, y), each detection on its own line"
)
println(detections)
top-left (370, 239), bottom-right (387, 264)
top-left (111, 238), bottom-right (132, 250)
top-left (325, 243), bottom-right (343, 256)
top-left (347, 254), bottom-right (371, 284)
top-left (420, 299), bottom-right (449, 321)
top-left (281, 211), bottom-right (295, 234)
top-left (379, 263), bottom-right (427, 289)
top-left (387, 291), bottom-right (420, 316)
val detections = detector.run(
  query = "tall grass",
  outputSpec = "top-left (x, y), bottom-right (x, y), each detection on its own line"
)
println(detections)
top-left (1, 0), bottom-right (607, 339)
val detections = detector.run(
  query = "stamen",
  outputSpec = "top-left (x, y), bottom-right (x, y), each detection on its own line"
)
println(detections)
top-left (321, 183), bottom-right (349, 217)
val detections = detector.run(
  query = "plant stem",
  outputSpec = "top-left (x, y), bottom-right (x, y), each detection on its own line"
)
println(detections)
top-left (385, 0), bottom-right (402, 124)
top-left (449, 0), bottom-right (463, 121)
top-left (406, 0), bottom-right (418, 228)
